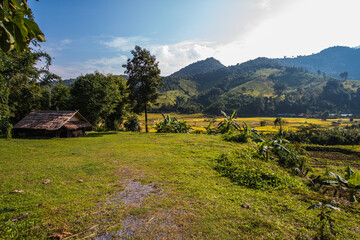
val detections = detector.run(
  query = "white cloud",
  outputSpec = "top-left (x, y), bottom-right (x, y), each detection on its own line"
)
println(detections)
top-left (61, 39), bottom-right (72, 45)
top-left (101, 36), bottom-right (149, 51)
top-left (50, 55), bottom-right (128, 79)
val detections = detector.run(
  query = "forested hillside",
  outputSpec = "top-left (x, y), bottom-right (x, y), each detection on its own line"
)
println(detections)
top-left (159, 57), bottom-right (360, 116)
top-left (275, 46), bottom-right (360, 80)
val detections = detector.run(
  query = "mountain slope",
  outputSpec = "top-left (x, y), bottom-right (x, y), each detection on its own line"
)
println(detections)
top-left (275, 46), bottom-right (360, 80)
top-left (171, 57), bottom-right (225, 77)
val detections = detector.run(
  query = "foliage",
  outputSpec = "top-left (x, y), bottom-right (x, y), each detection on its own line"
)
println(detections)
top-left (50, 83), bottom-right (70, 110)
top-left (321, 166), bottom-right (360, 202)
top-left (0, 0), bottom-right (45, 53)
top-left (123, 45), bottom-right (163, 132)
top-left (274, 117), bottom-right (285, 136)
top-left (308, 202), bottom-right (341, 239)
top-left (217, 110), bottom-right (240, 134)
top-left (0, 48), bottom-right (60, 123)
top-left (124, 115), bottom-right (141, 132)
top-left (285, 124), bottom-right (360, 145)
top-left (0, 118), bottom-right (12, 138)
top-left (214, 148), bottom-right (302, 190)
top-left (222, 122), bottom-right (258, 143)
top-left (155, 114), bottom-right (191, 133)
top-left (70, 72), bottom-right (128, 130)
top-left (204, 119), bottom-right (216, 134)
top-left (253, 137), bottom-right (308, 173)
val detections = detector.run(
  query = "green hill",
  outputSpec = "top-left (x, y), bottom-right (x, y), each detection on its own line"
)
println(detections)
top-left (170, 57), bottom-right (225, 77)
top-left (275, 46), bottom-right (360, 80)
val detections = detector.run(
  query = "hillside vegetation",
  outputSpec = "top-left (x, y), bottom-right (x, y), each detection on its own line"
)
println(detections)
top-left (159, 57), bottom-right (358, 116)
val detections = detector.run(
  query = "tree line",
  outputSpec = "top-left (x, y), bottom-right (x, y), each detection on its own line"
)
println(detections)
top-left (0, 45), bottom-right (162, 134)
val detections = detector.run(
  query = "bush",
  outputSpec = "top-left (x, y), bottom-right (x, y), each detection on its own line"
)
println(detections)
top-left (222, 132), bottom-right (250, 143)
top-left (214, 148), bottom-right (302, 190)
top-left (124, 115), bottom-right (141, 132)
top-left (260, 120), bottom-right (267, 126)
top-left (155, 114), bottom-right (191, 133)
top-left (0, 119), bottom-right (12, 139)
top-left (284, 124), bottom-right (360, 145)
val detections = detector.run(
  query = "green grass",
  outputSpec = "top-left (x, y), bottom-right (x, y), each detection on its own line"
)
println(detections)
top-left (1, 132), bottom-right (360, 239)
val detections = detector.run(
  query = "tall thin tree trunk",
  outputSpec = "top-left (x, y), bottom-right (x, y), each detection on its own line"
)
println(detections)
top-left (145, 105), bottom-right (148, 133)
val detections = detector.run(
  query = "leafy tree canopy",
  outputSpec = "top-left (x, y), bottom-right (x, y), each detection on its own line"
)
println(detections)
top-left (0, 0), bottom-right (45, 53)
top-left (70, 72), bottom-right (128, 130)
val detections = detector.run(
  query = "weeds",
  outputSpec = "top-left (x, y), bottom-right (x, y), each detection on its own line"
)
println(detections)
top-left (214, 148), bottom-right (302, 190)
top-left (308, 202), bottom-right (341, 239)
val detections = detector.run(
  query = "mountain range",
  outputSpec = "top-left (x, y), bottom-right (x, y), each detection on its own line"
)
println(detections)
top-left (156, 46), bottom-right (360, 115)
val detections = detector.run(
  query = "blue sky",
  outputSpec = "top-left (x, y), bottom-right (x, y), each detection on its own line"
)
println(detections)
top-left (29, 0), bottom-right (360, 79)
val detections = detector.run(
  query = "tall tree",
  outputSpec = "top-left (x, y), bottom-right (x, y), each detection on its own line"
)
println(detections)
top-left (123, 45), bottom-right (162, 132)
top-left (70, 72), bottom-right (128, 130)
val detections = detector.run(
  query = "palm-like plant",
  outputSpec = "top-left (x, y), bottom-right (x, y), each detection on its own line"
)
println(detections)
top-left (321, 166), bottom-right (360, 202)
top-left (217, 110), bottom-right (240, 134)
top-left (253, 138), bottom-right (289, 161)
top-left (274, 117), bottom-right (285, 136)
top-left (155, 114), bottom-right (191, 133)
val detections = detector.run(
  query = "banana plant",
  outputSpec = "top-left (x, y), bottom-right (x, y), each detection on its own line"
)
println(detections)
top-left (321, 166), bottom-right (360, 202)
top-left (308, 202), bottom-right (341, 238)
top-left (217, 110), bottom-right (240, 134)
top-left (253, 138), bottom-right (289, 161)
top-left (155, 114), bottom-right (191, 133)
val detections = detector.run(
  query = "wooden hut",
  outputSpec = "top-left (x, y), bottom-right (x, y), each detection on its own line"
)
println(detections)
top-left (13, 110), bottom-right (92, 138)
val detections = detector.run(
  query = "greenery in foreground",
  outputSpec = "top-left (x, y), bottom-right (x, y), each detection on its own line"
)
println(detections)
top-left (1, 133), bottom-right (360, 239)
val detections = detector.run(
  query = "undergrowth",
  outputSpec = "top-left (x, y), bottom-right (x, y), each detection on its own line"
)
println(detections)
top-left (214, 147), bottom-right (303, 190)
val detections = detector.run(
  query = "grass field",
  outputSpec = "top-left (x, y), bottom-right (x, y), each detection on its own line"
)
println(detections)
top-left (1, 132), bottom-right (360, 239)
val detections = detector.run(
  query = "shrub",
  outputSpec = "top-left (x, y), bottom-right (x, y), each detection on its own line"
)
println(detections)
top-left (254, 137), bottom-right (309, 173)
top-left (260, 120), bottom-right (267, 126)
top-left (284, 124), bottom-right (360, 145)
top-left (214, 148), bottom-right (302, 190)
top-left (0, 119), bottom-right (12, 139)
top-left (124, 115), bottom-right (141, 132)
top-left (155, 114), bottom-right (191, 133)
top-left (222, 131), bottom-right (250, 143)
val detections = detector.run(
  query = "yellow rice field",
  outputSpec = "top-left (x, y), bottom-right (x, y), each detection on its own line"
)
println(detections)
top-left (138, 113), bottom-right (357, 133)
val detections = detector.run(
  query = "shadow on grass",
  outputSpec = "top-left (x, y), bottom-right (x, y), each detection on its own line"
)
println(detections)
top-left (6, 131), bottom-right (120, 139)
top-left (85, 131), bottom-right (119, 138)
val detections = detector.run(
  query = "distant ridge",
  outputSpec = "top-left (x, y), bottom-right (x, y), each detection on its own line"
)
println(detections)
top-left (275, 46), bottom-right (360, 79)
top-left (170, 57), bottom-right (225, 77)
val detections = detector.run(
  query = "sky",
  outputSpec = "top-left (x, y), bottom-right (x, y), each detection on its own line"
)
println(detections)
top-left (29, 0), bottom-right (360, 79)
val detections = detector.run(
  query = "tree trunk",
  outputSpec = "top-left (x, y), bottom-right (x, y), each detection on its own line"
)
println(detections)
top-left (145, 105), bottom-right (148, 133)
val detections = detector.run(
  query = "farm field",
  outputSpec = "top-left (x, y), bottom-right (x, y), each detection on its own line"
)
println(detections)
top-left (139, 113), bottom-right (357, 133)
top-left (1, 132), bottom-right (360, 239)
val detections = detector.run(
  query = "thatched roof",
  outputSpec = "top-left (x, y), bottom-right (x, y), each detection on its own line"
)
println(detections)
top-left (13, 111), bottom-right (92, 131)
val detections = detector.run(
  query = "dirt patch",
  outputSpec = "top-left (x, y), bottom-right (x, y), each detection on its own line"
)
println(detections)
top-left (96, 209), bottom-right (188, 240)
top-left (106, 180), bottom-right (159, 206)
top-left (94, 176), bottom-right (191, 240)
